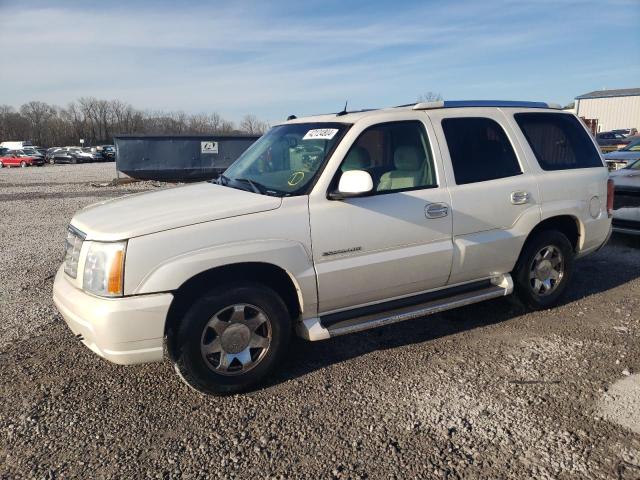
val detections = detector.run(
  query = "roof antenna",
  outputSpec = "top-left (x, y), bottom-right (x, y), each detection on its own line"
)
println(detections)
top-left (336, 100), bottom-right (348, 116)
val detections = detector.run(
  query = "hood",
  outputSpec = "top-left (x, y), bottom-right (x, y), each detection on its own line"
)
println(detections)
top-left (611, 168), bottom-right (640, 190)
top-left (71, 183), bottom-right (282, 241)
top-left (611, 168), bottom-right (640, 178)
top-left (604, 151), bottom-right (640, 160)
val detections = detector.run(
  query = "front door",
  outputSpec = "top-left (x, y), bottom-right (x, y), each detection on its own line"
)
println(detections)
top-left (309, 119), bottom-right (453, 314)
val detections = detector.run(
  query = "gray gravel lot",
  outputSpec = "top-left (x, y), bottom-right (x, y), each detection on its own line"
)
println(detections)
top-left (1, 163), bottom-right (639, 479)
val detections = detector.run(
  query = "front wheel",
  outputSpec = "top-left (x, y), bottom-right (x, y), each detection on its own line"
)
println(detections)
top-left (0, 161), bottom-right (4, 168)
top-left (20, 160), bottom-right (27, 168)
top-left (513, 230), bottom-right (574, 310)
top-left (173, 283), bottom-right (291, 395)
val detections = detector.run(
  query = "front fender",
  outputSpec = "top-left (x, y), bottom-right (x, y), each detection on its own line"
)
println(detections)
top-left (127, 238), bottom-right (318, 318)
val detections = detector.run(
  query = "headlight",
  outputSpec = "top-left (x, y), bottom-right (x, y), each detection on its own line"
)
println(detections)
top-left (64, 227), bottom-right (85, 278)
top-left (83, 241), bottom-right (127, 297)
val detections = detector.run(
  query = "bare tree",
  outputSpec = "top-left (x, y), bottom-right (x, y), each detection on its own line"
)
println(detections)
top-left (0, 105), bottom-right (30, 142)
top-left (19, 101), bottom-right (56, 145)
top-left (239, 114), bottom-right (269, 135)
top-left (0, 98), bottom-right (268, 146)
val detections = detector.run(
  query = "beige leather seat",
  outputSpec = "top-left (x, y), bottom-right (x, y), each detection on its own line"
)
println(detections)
top-left (341, 146), bottom-right (371, 172)
top-left (377, 146), bottom-right (426, 191)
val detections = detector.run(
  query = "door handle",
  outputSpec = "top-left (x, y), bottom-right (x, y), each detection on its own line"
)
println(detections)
top-left (510, 191), bottom-right (530, 205)
top-left (425, 202), bottom-right (449, 219)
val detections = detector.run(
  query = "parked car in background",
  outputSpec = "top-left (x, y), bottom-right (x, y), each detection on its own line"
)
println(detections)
top-left (0, 150), bottom-right (44, 167)
top-left (604, 138), bottom-right (640, 170)
top-left (0, 141), bottom-right (32, 150)
top-left (52, 149), bottom-right (83, 164)
top-left (82, 147), bottom-right (104, 162)
top-left (611, 128), bottom-right (637, 137)
top-left (610, 159), bottom-right (640, 236)
top-left (100, 145), bottom-right (116, 161)
top-left (597, 131), bottom-right (633, 151)
top-left (63, 147), bottom-right (91, 161)
top-left (22, 147), bottom-right (46, 162)
top-left (46, 147), bottom-right (61, 163)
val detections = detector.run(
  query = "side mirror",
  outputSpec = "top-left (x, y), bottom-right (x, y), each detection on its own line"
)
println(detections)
top-left (328, 170), bottom-right (373, 200)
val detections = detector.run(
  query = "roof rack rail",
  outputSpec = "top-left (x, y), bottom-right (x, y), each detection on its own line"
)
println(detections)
top-left (412, 100), bottom-right (562, 110)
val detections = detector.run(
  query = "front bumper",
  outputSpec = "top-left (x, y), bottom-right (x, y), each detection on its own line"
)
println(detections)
top-left (52, 266), bottom-right (173, 365)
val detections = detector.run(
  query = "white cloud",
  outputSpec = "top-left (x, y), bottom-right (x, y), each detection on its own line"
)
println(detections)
top-left (0, 0), bottom-right (637, 122)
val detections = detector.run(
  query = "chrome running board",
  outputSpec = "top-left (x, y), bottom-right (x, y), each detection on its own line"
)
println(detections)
top-left (296, 274), bottom-right (513, 341)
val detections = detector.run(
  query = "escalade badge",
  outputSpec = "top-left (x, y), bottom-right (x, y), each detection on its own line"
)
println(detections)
top-left (322, 246), bottom-right (362, 257)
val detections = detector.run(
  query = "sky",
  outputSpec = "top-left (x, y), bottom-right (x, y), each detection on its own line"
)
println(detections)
top-left (1, 0), bottom-right (639, 124)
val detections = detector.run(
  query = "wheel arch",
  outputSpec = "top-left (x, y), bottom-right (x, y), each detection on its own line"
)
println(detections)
top-left (164, 262), bottom-right (302, 362)
top-left (514, 215), bottom-right (581, 270)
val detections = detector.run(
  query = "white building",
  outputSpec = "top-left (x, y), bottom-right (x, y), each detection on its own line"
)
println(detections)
top-left (575, 88), bottom-right (640, 132)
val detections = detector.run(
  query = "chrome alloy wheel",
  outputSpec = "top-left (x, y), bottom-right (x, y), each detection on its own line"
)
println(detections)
top-left (529, 245), bottom-right (564, 296)
top-left (200, 303), bottom-right (272, 376)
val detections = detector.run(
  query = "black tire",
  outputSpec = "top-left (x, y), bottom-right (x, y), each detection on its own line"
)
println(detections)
top-left (174, 283), bottom-right (291, 395)
top-left (20, 160), bottom-right (27, 168)
top-left (0, 161), bottom-right (3, 168)
top-left (513, 230), bottom-right (574, 310)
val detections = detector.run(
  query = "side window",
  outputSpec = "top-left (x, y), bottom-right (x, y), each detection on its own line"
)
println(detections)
top-left (339, 121), bottom-right (437, 194)
top-left (442, 117), bottom-right (521, 185)
top-left (514, 113), bottom-right (603, 171)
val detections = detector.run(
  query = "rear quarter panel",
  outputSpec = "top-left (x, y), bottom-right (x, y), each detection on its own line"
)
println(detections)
top-left (503, 110), bottom-right (611, 254)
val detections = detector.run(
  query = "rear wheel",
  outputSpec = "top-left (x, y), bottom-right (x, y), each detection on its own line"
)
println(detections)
top-left (0, 161), bottom-right (4, 168)
top-left (173, 283), bottom-right (291, 395)
top-left (513, 230), bottom-right (574, 310)
top-left (20, 160), bottom-right (27, 168)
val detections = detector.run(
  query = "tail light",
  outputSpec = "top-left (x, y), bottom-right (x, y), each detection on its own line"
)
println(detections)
top-left (607, 179), bottom-right (614, 217)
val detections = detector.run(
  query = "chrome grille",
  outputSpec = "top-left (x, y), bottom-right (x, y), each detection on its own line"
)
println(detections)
top-left (64, 226), bottom-right (85, 278)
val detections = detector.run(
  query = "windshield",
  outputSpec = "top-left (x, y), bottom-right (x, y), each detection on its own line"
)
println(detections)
top-left (627, 159), bottom-right (640, 170)
top-left (621, 138), bottom-right (640, 152)
top-left (221, 122), bottom-right (348, 196)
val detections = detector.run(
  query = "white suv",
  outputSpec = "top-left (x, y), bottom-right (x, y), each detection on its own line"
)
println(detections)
top-left (53, 100), bottom-right (612, 395)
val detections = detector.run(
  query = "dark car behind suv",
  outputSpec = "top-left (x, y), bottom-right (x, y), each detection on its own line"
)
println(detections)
top-left (52, 149), bottom-right (83, 164)
top-left (99, 145), bottom-right (116, 161)
top-left (597, 131), bottom-right (633, 151)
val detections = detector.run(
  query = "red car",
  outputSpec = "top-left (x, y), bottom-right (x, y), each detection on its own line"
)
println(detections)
top-left (0, 150), bottom-right (44, 168)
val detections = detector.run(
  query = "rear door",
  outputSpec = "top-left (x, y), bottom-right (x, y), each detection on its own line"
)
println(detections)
top-left (428, 109), bottom-right (541, 284)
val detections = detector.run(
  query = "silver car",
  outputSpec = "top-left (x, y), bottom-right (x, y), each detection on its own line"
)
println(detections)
top-left (610, 159), bottom-right (640, 235)
top-left (604, 138), bottom-right (640, 171)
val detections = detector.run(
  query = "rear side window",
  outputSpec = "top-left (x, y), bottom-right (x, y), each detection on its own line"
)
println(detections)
top-left (514, 113), bottom-right (602, 170)
top-left (442, 117), bottom-right (521, 185)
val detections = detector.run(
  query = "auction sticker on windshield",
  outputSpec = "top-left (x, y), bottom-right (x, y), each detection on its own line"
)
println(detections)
top-left (303, 129), bottom-right (339, 140)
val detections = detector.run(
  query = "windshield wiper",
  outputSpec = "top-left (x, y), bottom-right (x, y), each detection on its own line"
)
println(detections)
top-left (216, 175), bottom-right (281, 196)
top-left (235, 178), bottom-right (265, 195)
top-left (214, 174), bottom-right (230, 186)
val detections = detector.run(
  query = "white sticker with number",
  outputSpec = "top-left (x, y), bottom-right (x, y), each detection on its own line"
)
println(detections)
top-left (303, 128), bottom-right (338, 140)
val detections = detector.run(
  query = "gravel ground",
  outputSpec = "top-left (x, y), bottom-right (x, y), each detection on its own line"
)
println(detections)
top-left (1, 163), bottom-right (639, 479)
